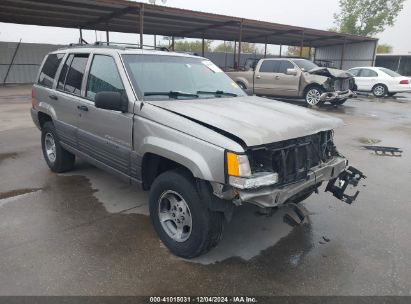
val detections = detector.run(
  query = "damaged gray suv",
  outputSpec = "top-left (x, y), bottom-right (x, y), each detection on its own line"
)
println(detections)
top-left (31, 45), bottom-right (364, 258)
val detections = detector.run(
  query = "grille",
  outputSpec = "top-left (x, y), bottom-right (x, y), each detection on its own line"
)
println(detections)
top-left (248, 131), bottom-right (334, 186)
top-left (333, 79), bottom-right (350, 91)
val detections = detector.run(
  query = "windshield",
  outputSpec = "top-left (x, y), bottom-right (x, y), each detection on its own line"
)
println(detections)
top-left (293, 59), bottom-right (319, 71)
top-left (122, 54), bottom-right (246, 100)
top-left (378, 67), bottom-right (402, 77)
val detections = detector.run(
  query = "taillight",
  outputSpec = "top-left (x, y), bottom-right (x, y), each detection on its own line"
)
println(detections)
top-left (31, 88), bottom-right (36, 109)
top-left (400, 79), bottom-right (409, 85)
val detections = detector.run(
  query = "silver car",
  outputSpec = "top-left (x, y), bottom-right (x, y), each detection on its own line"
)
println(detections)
top-left (31, 45), bottom-right (364, 258)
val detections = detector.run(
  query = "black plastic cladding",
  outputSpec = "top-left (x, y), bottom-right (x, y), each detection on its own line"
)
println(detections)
top-left (247, 131), bottom-right (335, 186)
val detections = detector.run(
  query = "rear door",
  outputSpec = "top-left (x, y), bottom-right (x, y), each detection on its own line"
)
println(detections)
top-left (356, 68), bottom-right (379, 91)
top-left (76, 53), bottom-right (133, 176)
top-left (254, 59), bottom-right (278, 95)
top-left (53, 53), bottom-right (90, 148)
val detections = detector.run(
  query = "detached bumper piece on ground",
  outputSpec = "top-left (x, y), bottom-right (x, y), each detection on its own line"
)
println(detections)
top-left (325, 166), bottom-right (366, 204)
top-left (363, 145), bottom-right (403, 157)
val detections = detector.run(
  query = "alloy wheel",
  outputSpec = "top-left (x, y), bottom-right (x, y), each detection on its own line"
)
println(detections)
top-left (158, 190), bottom-right (192, 242)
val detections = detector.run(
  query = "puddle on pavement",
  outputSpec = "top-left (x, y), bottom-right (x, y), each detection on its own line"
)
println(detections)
top-left (0, 188), bottom-right (42, 200)
top-left (356, 137), bottom-right (381, 145)
top-left (0, 152), bottom-right (18, 163)
top-left (0, 188), bottom-right (42, 207)
top-left (60, 161), bottom-right (303, 264)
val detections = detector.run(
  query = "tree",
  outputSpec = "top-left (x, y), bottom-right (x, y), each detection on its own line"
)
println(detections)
top-left (214, 42), bottom-right (234, 53)
top-left (172, 40), bottom-right (213, 53)
top-left (377, 43), bottom-right (393, 53)
top-left (334, 0), bottom-right (405, 36)
top-left (287, 46), bottom-right (311, 58)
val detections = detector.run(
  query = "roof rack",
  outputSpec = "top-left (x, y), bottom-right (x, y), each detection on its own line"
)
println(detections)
top-left (67, 41), bottom-right (169, 52)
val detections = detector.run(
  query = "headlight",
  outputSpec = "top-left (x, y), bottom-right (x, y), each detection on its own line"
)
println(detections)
top-left (226, 151), bottom-right (251, 177)
top-left (226, 151), bottom-right (278, 189)
top-left (229, 172), bottom-right (279, 189)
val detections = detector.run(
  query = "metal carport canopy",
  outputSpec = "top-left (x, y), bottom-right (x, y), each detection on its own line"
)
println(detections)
top-left (0, 0), bottom-right (376, 48)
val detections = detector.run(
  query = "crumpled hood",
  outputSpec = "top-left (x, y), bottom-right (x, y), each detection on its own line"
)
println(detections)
top-left (309, 67), bottom-right (353, 78)
top-left (147, 96), bottom-right (343, 147)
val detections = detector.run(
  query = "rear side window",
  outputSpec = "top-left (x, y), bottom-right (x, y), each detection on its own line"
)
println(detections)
top-left (57, 54), bottom-right (89, 96)
top-left (86, 55), bottom-right (125, 101)
top-left (38, 53), bottom-right (64, 88)
top-left (359, 69), bottom-right (378, 77)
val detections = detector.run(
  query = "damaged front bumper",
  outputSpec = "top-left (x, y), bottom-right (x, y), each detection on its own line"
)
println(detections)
top-left (233, 157), bottom-right (347, 208)
top-left (320, 90), bottom-right (356, 101)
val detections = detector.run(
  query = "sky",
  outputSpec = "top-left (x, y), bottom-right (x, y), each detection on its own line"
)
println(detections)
top-left (0, 0), bottom-right (410, 54)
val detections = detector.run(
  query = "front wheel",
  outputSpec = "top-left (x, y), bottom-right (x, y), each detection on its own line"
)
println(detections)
top-left (149, 169), bottom-right (224, 258)
top-left (304, 86), bottom-right (325, 106)
top-left (372, 84), bottom-right (387, 97)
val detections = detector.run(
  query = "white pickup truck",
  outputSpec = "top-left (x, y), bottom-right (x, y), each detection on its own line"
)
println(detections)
top-left (226, 58), bottom-right (356, 106)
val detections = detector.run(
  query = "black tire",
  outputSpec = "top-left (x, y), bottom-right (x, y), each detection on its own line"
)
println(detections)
top-left (330, 98), bottom-right (347, 106)
top-left (149, 168), bottom-right (224, 258)
top-left (372, 84), bottom-right (387, 97)
top-left (304, 86), bottom-right (325, 106)
top-left (41, 121), bottom-right (75, 173)
top-left (236, 82), bottom-right (246, 90)
top-left (388, 92), bottom-right (397, 97)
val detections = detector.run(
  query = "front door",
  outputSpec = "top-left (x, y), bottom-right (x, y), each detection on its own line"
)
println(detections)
top-left (271, 60), bottom-right (300, 96)
top-left (76, 54), bottom-right (133, 176)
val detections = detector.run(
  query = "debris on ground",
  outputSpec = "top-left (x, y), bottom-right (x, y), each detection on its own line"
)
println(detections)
top-left (363, 145), bottom-right (403, 157)
top-left (356, 137), bottom-right (381, 145)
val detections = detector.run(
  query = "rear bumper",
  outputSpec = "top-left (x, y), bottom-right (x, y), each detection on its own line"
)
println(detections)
top-left (236, 157), bottom-right (347, 208)
top-left (389, 85), bottom-right (411, 93)
top-left (30, 108), bottom-right (41, 130)
top-left (320, 90), bottom-right (356, 101)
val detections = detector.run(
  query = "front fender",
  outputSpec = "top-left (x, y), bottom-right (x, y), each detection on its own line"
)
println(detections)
top-left (138, 136), bottom-right (225, 183)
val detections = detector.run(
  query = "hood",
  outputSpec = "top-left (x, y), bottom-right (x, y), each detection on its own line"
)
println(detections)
top-left (308, 67), bottom-right (353, 78)
top-left (147, 96), bottom-right (343, 147)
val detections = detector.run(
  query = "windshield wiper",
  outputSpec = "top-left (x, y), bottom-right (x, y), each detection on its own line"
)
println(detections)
top-left (197, 90), bottom-right (238, 97)
top-left (144, 91), bottom-right (199, 99)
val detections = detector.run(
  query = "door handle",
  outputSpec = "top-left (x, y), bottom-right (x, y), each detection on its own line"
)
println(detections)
top-left (274, 75), bottom-right (280, 79)
top-left (49, 94), bottom-right (58, 100)
top-left (77, 105), bottom-right (88, 112)
top-left (256, 75), bottom-right (261, 79)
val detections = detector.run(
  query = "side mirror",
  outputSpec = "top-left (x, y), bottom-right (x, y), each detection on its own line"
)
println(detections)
top-left (95, 91), bottom-right (128, 112)
top-left (286, 68), bottom-right (298, 76)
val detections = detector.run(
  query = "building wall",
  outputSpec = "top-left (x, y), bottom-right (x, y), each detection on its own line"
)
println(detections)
top-left (315, 41), bottom-right (377, 70)
top-left (375, 55), bottom-right (411, 76)
top-left (0, 42), bottom-right (63, 84)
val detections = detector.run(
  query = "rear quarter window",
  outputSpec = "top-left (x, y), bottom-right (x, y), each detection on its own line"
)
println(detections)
top-left (38, 53), bottom-right (64, 88)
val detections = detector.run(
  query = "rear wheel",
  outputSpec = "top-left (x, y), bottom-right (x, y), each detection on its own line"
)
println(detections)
top-left (372, 84), bottom-right (387, 97)
top-left (41, 121), bottom-right (75, 173)
top-left (304, 86), bottom-right (325, 106)
top-left (149, 168), bottom-right (224, 258)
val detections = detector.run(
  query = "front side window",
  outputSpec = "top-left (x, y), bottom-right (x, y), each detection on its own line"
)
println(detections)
top-left (57, 53), bottom-right (89, 96)
top-left (38, 53), bottom-right (64, 88)
top-left (259, 60), bottom-right (276, 73)
top-left (122, 55), bottom-right (246, 101)
top-left (277, 60), bottom-right (294, 74)
top-left (349, 68), bottom-right (361, 77)
top-left (86, 55), bottom-right (125, 101)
